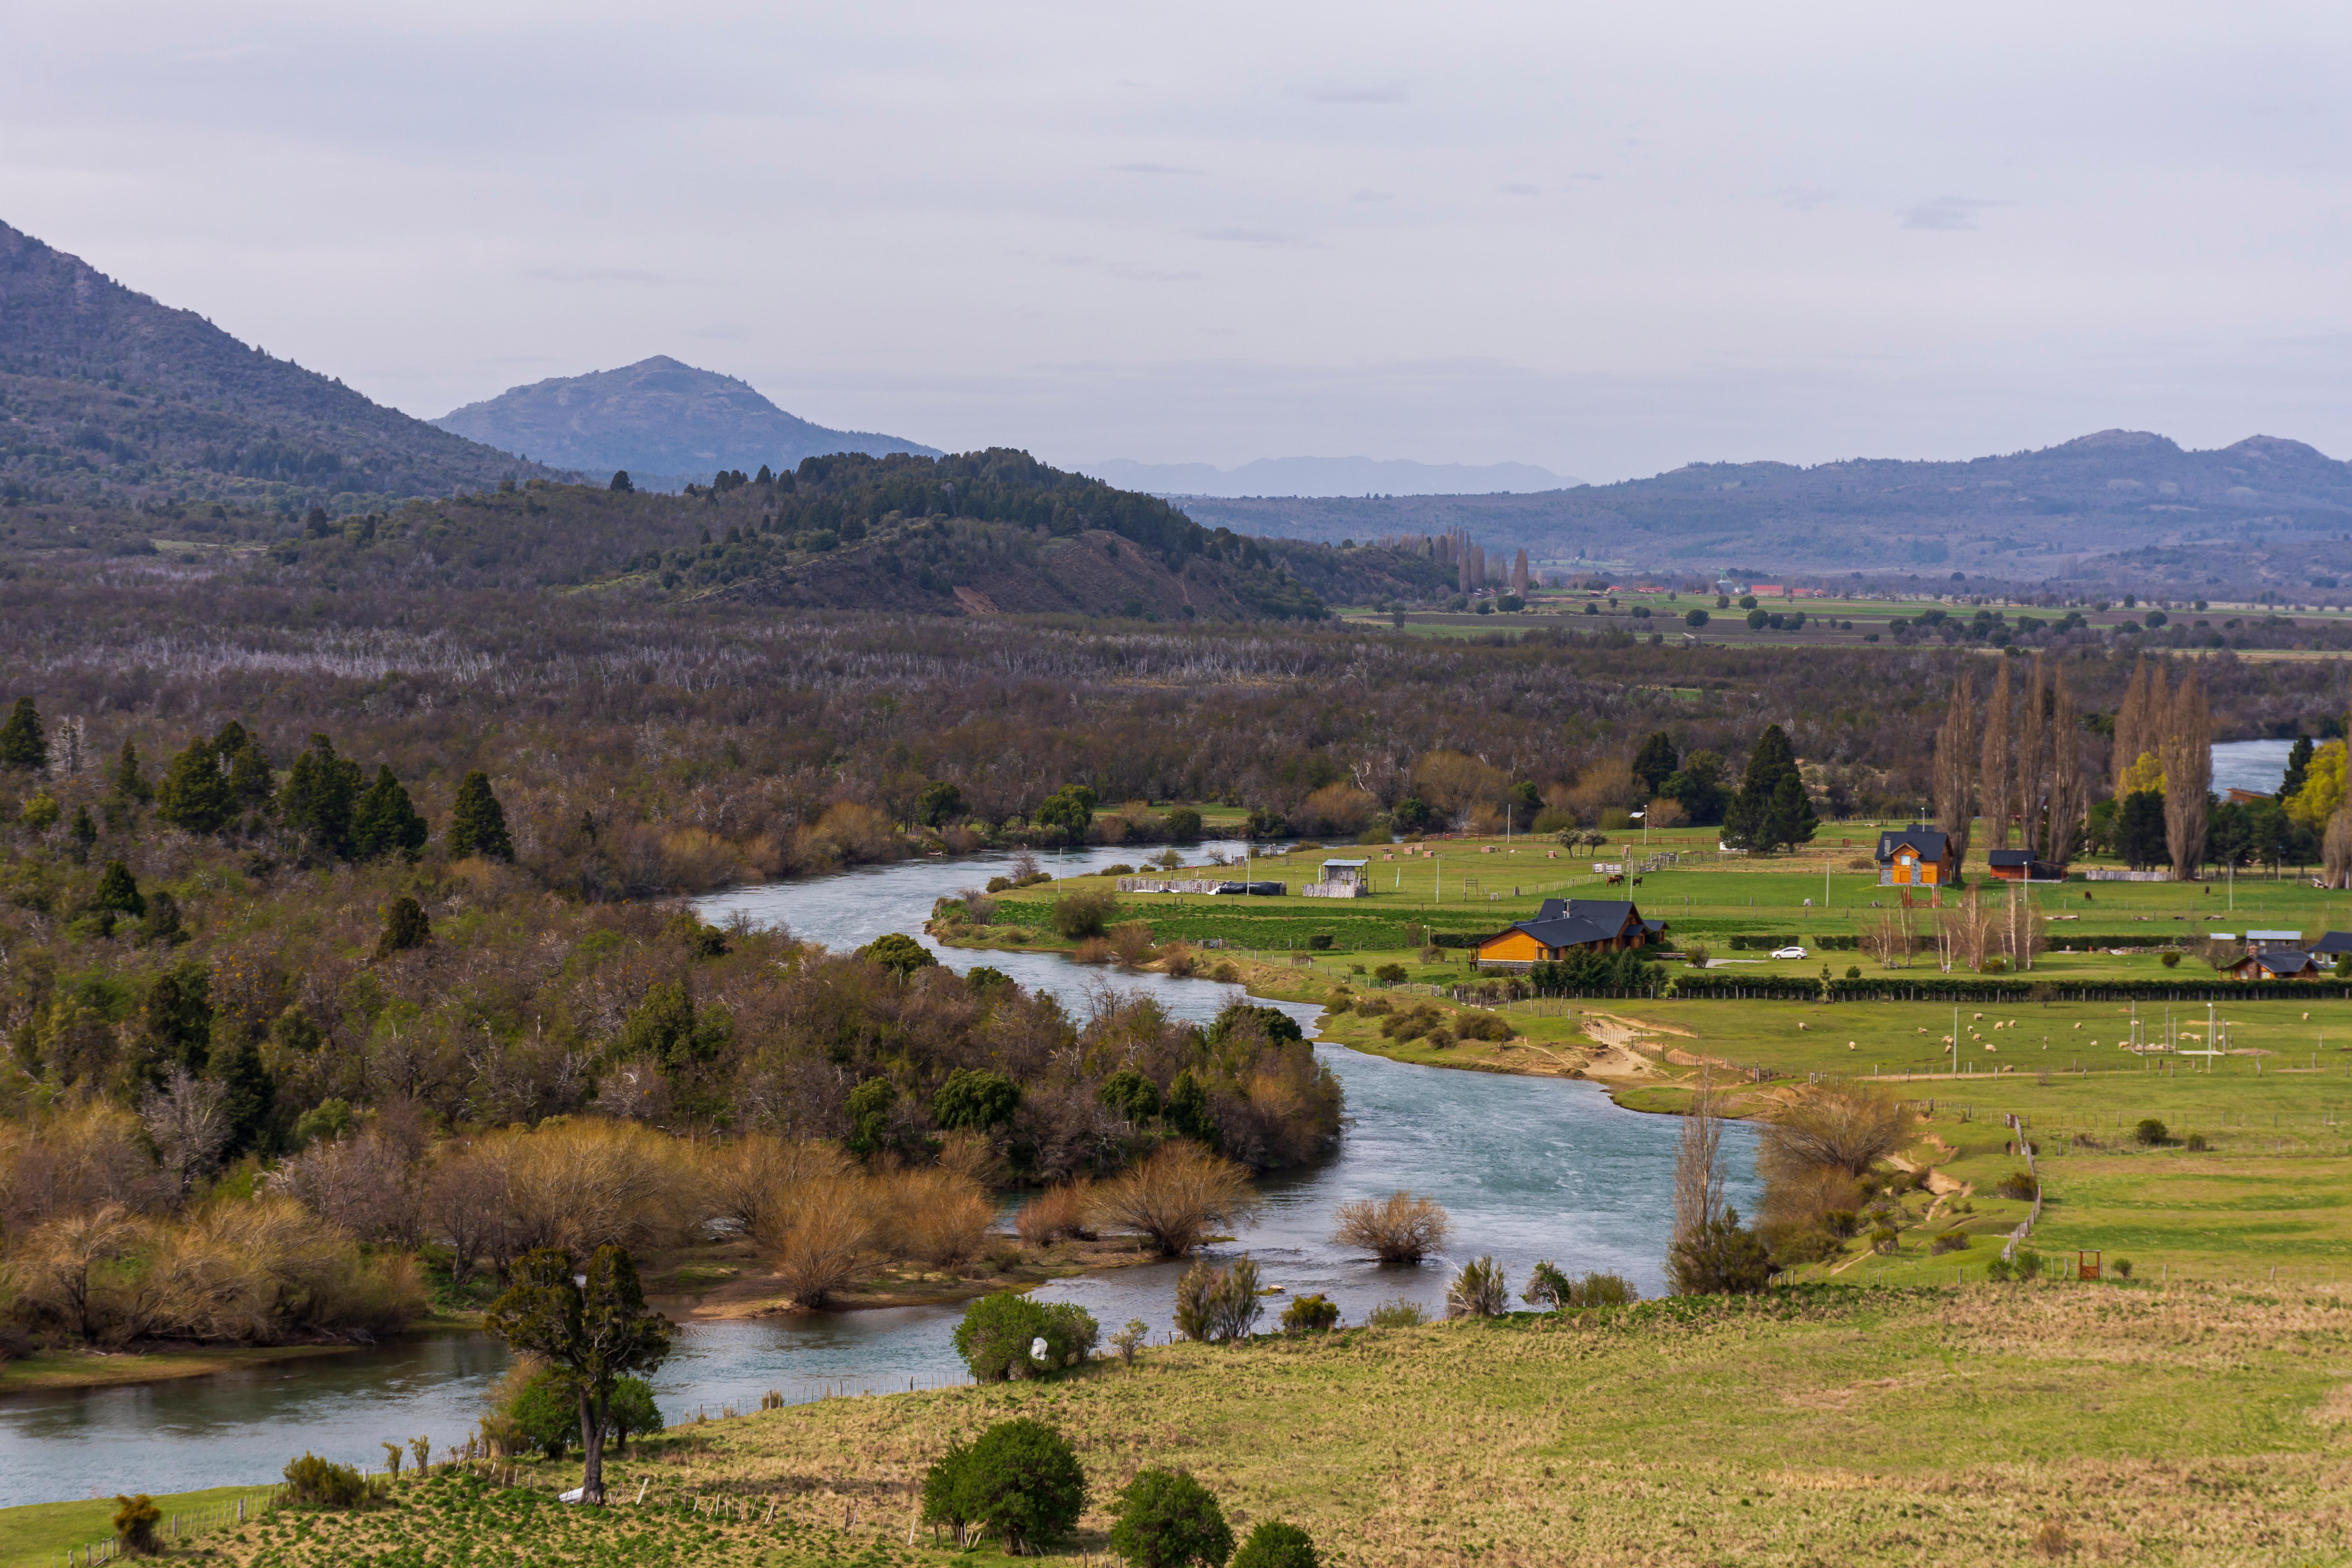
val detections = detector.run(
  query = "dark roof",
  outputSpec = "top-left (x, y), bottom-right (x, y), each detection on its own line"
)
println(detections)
top-left (1492, 898), bottom-right (1647, 952)
top-left (1986, 849), bottom-right (2034, 866)
top-left (2242, 950), bottom-right (2318, 974)
top-left (2311, 931), bottom-right (2352, 954)
top-left (1877, 827), bottom-right (1951, 862)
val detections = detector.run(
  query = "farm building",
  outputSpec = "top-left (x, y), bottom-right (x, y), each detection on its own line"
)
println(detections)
top-left (1984, 849), bottom-right (2063, 882)
top-left (2227, 949), bottom-right (2323, 981)
top-left (1302, 858), bottom-right (1372, 899)
top-left (1475, 898), bottom-right (1664, 969)
top-left (1876, 827), bottom-right (1959, 887)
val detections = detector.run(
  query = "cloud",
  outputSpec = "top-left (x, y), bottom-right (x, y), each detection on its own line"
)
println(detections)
top-left (1303, 82), bottom-right (1408, 104)
top-left (1498, 182), bottom-right (1539, 196)
top-left (525, 265), bottom-right (669, 285)
top-left (1900, 196), bottom-right (2008, 231)
top-left (1051, 254), bottom-right (1203, 283)
top-left (1108, 161), bottom-right (1202, 175)
top-left (1195, 226), bottom-right (1322, 248)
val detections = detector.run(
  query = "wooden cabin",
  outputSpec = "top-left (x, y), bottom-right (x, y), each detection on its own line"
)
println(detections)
top-left (1475, 898), bottom-right (1664, 970)
top-left (2228, 949), bottom-right (2322, 981)
top-left (1984, 849), bottom-right (2063, 883)
top-left (1876, 827), bottom-right (1959, 887)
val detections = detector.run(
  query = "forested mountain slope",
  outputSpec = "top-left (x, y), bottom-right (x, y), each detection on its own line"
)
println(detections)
top-left (434, 356), bottom-right (938, 485)
top-left (0, 220), bottom-right (566, 509)
top-left (1184, 429), bottom-right (2352, 594)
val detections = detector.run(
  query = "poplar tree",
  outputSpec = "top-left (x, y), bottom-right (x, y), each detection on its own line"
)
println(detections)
top-left (0, 697), bottom-right (45, 773)
top-left (2161, 671), bottom-right (2211, 880)
top-left (448, 770), bottom-right (515, 861)
top-left (2046, 660), bottom-right (2085, 866)
top-left (1978, 661), bottom-right (2012, 849)
top-left (2016, 654), bottom-right (2049, 855)
top-left (352, 766), bottom-right (428, 861)
top-left (1931, 674), bottom-right (1975, 862)
top-left (154, 737), bottom-right (235, 835)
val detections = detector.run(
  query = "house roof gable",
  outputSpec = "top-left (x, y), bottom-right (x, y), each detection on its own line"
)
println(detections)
top-left (1877, 827), bottom-right (1951, 862)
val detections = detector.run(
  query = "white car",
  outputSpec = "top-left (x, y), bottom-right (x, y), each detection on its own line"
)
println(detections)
top-left (1771, 946), bottom-right (1808, 960)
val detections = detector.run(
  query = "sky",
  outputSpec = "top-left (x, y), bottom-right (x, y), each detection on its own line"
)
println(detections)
top-left (6, 0), bottom-right (2351, 483)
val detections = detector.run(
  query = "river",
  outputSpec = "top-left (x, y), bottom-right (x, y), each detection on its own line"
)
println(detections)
top-left (0, 840), bottom-right (1752, 1506)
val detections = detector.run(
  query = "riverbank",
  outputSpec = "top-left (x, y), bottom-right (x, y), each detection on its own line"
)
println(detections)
top-left (180, 1281), bottom-right (2352, 1568)
top-left (647, 1230), bottom-right (1167, 1319)
top-left (0, 1484), bottom-right (276, 1568)
top-left (0, 1325), bottom-right (490, 1397)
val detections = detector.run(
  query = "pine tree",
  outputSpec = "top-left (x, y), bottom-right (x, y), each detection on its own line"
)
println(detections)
top-left (0, 697), bottom-right (46, 773)
top-left (1631, 732), bottom-right (1679, 798)
top-left (2281, 735), bottom-right (2316, 803)
top-left (1760, 772), bottom-right (1818, 853)
top-left (375, 895), bottom-right (432, 957)
top-left (69, 804), bottom-right (96, 861)
top-left (448, 770), bottom-right (515, 861)
top-left (281, 735), bottom-right (363, 858)
top-left (93, 859), bottom-right (146, 917)
top-left (610, 470), bottom-right (634, 493)
top-left (111, 740), bottom-right (152, 803)
top-left (154, 737), bottom-right (235, 835)
top-left (226, 740), bottom-right (276, 810)
top-left (352, 766), bottom-right (429, 861)
top-left (214, 1038), bottom-right (276, 1157)
top-left (1722, 725), bottom-right (1799, 851)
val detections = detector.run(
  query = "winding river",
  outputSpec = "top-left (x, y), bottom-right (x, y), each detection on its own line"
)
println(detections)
top-left (0, 839), bottom-right (1756, 1507)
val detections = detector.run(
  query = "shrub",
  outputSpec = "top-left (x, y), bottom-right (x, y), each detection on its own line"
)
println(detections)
top-left (1985, 1256), bottom-right (2014, 1282)
top-left (924, 1418), bottom-right (1087, 1552)
top-left (2134, 1117), bottom-right (2169, 1147)
top-left (283, 1452), bottom-right (369, 1508)
top-left (1522, 1260), bottom-right (1573, 1310)
top-left (1016, 1181), bottom-right (1093, 1245)
top-left (1682, 944), bottom-right (1711, 968)
top-left (1110, 1468), bottom-right (1234, 1568)
top-left (1577, 1271), bottom-right (1636, 1306)
top-left (1175, 1255), bottom-right (1263, 1343)
top-left (1233, 1521), bottom-right (1320, 1568)
top-left (1445, 1256), bottom-right (1508, 1319)
top-left (1111, 1318), bottom-right (1149, 1365)
top-left (1372, 962), bottom-right (1407, 984)
top-left (1867, 1224), bottom-right (1898, 1254)
top-left (1366, 1298), bottom-right (1426, 1328)
top-left (2112, 1258), bottom-right (2134, 1279)
top-left (113, 1494), bottom-right (162, 1556)
top-left (2160, 950), bottom-right (2182, 968)
top-left (1995, 1170), bottom-right (2038, 1200)
top-left (1073, 936), bottom-right (1116, 964)
top-left (1759, 1083), bottom-right (1911, 1180)
top-left (1161, 942), bottom-right (1201, 978)
top-left (1667, 1210), bottom-right (1774, 1296)
top-left (1306, 933), bottom-right (1334, 951)
top-left (955, 1292), bottom-right (1100, 1379)
top-left (1331, 1191), bottom-right (1451, 1263)
top-left (1930, 1230), bottom-right (1970, 1255)
top-left (510, 1368), bottom-right (580, 1457)
top-left (1051, 890), bottom-right (1118, 939)
top-left (877, 1167), bottom-right (994, 1267)
top-left (2186, 1132), bottom-right (2209, 1151)
top-left (1279, 1293), bottom-right (1339, 1334)
top-left (2014, 1247), bottom-right (2045, 1281)
top-left (757, 1175), bottom-right (871, 1308)
top-left (861, 932), bottom-right (936, 976)
top-left (1089, 1142), bottom-right (1262, 1257)
top-left (608, 1376), bottom-right (662, 1450)
top-left (1111, 921), bottom-right (1160, 967)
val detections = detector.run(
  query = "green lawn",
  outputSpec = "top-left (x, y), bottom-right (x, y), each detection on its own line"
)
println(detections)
top-left (0, 1485), bottom-right (275, 1568)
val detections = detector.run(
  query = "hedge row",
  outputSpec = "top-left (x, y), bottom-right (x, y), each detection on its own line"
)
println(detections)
top-left (1661, 976), bottom-right (2352, 1004)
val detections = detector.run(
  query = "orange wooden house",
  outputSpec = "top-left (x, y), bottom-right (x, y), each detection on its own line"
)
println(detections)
top-left (1475, 898), bottom-right (1664, 970)
top-left (1875, 827), bottom-right (1959, 887)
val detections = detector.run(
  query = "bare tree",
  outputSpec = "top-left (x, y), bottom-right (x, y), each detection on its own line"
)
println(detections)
top-left (2046, 661), bottom-right (2085, 867)
top-left (2326, 805), bottom-right (2352, 891)
top-left (1932, 674), bottom-right (1976, 862)
top-left (1758, 1084), bottom-right (1911, 1179)
top-left (1669, 1076), bottom-right (1726, 1263)
top-left (1332, 1191), bottom-right (1452, 1263)
top-left (13, 1204), bottom-right (140, 1342)
top-left (1979, 660), bottom-right (2012, 850)
top-left (139, 1067), bottom-right (229, 1196)
top-left (275, 1127), bottom-right (423, 1245)
top-left (423, 1145), bottom-right (520, 1286)
top-left (2112, 656), bottom-right (2157, 796)
top-left (2015, 653), bottom-right (2048, 855)
top-left (2163, 670), bottom-right (2212, 880)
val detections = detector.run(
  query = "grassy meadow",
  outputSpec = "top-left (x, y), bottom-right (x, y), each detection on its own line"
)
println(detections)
top-left (98, 1284), bottom-right (2352, 1567)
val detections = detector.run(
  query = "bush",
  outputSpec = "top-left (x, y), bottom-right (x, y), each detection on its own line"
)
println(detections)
top-left (1995, 1170), bottom-right (2038, 1200)
top-left (2014, 1247), bottom-right (2045, 1281)
top-left (2134, 1117), bottom-right (2169, 1147)
top-left (1372, 962), bottom-right (1407, 984)
top-left (1073, 936), bottom-right (1116, 964)
top-left (113, 1494), bottom-right (162, 1556)
top-left (1577, 1271), bottom-right (1636, 1306)
top-left (2112, 1258), bottom-right (2134, 1279)
top-left (1759, 1083), bottom-right (1911, 1180)
top-left (1331, 1191), bottom-right (1451, 1263)
top-left (1051, 890), bottom-right (1118, 939)
top-left (923, 1418), bottom-right (1087, 1553)
top-left (1279, 1293), bottom-right (1339, 1334)
top-left (875, 1167), bottom-right (994, 1267)
top-left (1306, 933), bottom-right (1334, 951)
top-left (2187, 1132), bottom-right (2209, 1151)
top-left (283, 1452), bottom-right (369, 1508)
top-left (1867, 1224), bottom-right (1898, 1254)
top-left (931, 1068), bottom-right (1020, 1132)
top-left (1110, 1468), bottom-right (1234, 1568)
top-left (1930, 1230), bottom-right (1970, 1255)
top-left (1175, 1255), bottom-right (1263, 1343)
top-left (1233, 1521), bottom-right (1321, 1568)
top-left (510, 1368), bottom-right (579, 1457)
top-left (1111, 921), bottom-right (1160, 967)
top-left (757, 1175), bottom-right (871, 1308)
top-left (1985, 1256), bottom-right (2013, 1282)
top-left (1366, 1298), bottom-right (1426, 1328)
top-left (955, 1292), bottom-right (1100, 1379)
top-left (1089, 1142), bottom-right (1262, 1257)
top-left (1111, 1318), bottom-right (1149, 1366)
top-left (2160, 951), bottom-right (2182, 968)
top-left (1445, 1256), bottom-right (1508, 1319)
top-left (1667, 1210), bottom-right (1774, 1296)
top-left (1522, 1260), bottom-right (1573, 1310)
top-left (1016, 1181), bottom-right (1093, 1245)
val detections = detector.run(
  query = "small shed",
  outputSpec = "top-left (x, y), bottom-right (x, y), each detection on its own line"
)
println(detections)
top-left (1302, 859), bottom-right (1371, 899)
top-left (2245, 929), bottom-right (2304, 952)
top-left (1985, 849), bottom-right (2063, 883)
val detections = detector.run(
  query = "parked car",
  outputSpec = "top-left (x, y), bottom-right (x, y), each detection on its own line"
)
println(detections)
top-left (1770, 945), bottom-right (1808, 960)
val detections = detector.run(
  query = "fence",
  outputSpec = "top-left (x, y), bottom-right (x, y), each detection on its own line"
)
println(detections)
top-left (2000, 1113), bottom-right (2043, 1263)
top-left (60, 1484), bottom-right (289, 1564)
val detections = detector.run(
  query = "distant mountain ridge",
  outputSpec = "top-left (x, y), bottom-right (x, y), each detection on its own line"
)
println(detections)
top-left (1173, 429), bottom-right (2352, 595)
top-left (0, 218), bottom-right (563, 503)
top-left (434, 357), bottom-right (939, 485)
top-left (1082, 454), bottom-right (1577, 497)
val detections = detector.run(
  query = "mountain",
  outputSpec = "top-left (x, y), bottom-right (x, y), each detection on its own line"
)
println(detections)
top-left (433, 357), bottom-right (939, 485)
top-left (0, 219), bottom-right (564, 505)
top-left (1172, 430), bottom-right (2352, 594)
top-left (1081, 455), bottom-right (1576, 497)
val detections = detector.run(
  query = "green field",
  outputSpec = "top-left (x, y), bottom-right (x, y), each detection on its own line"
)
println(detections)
top-left (0, 1485), bottom-right (275, 1568)
top-left (118, 1285), bottom-right (2352, 1567)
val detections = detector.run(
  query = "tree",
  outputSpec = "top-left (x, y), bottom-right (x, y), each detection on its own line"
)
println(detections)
top-left (140, 1065), bottom-right (229, 1193)
top-left (1162, 805), bottom-right (1204, 843)
top-left (1661, 750), bottom-right (1728, 826)
top-left (225, 738), bottom-right (276, 810)
top-left (925, 1417), bottom-right (1087, 1553)
top-left (93, 860), bottom-right (145, 919)
top-left (953, 1292), bottom-right (1099, 1380)
top-left (2161, 671), bottom-right (2212, 880)
top-left (110, 740), bottom-right (152, 803)
top-left (2281, 735), bottom-right (2316, 803)
top-left (1034, 785), bottom-right (1096, 844)
top-left (352, 765), bottom-right (429, 861)
top-left (375, 895), bottom-right (432, 957)
top-left (1667, 1207), bottom-right (1774, 1295)
top-left (610, 470), bottom-right (634, 493)
top-left (1722, 727), bottom-right (1800, 851)
top-left (484, 1245), bottom-right (673, 1505)
top-left (0, 696), bottom-right (45, 772)
top-left (154, 737), bottom-right (234, 835)
top-left (1759, 773), bottom-right (1818, 854)
top-left (1979, 659), bottom-right (2012, 849)
top-left (931, 1067), bottom-right (1020, 1131)
top-left (1110, 1469), bottom-right (1234, 1568)
top-left (112, 1494), bottom-right (162, 1557)
top-left (1931, 674), bottom-right (1975, 862)
top-left (1684, 608), bottom-right (1710, 629)
top-left (281, 734), bottom-right (364, 858)
top-left (1174, 1254), bottom-right (1263, 1342)
top-left (68, 803), bottom-right (96, 860)
top-left (448, 769), bottom-right (515, 860)
top-left (1631, 732), bottom-right (1679, 797)
top-left (1090, 1142), bottom-right (1261, 1256)
top-left (1232, 1521), bottom-right (1320, 1568)
top-left (1668, 1078), bottom-right (1726, 1281)
top-left (862, 931), bottom-right (938, 976)
top-left (916, 780), bottom-right (965, 828)
top-left (607, 1376), bottom-right (662, 1452)
top-left (214, 1038), bottom-right (276, 1156)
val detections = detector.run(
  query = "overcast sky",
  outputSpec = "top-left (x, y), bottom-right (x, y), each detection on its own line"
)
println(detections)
top-left (7, 1), bottom-right (2350, 481)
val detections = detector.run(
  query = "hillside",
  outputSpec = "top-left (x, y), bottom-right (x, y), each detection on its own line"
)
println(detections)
top-left (0, 219), bottom-right (564, 508)
top-left (434, 356), bottom-right (938, 486)
top-left (1180, 429), bottom-right (2352, 596)
top-left (1083, 454), bottom-right (1577, 497)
